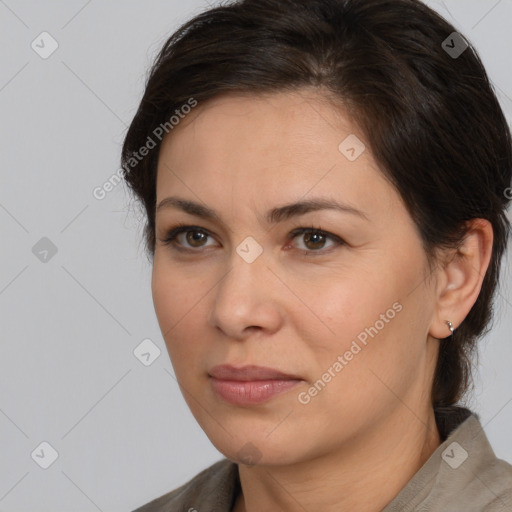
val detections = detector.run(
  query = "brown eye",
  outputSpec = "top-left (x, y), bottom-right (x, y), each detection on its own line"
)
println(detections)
top-left (160, 226), bottom-right (218, 250)
top-left (160, 225), bottom-right (344, 254)
top-left (289, 227), bottom-right (343, 253)
top-left (302, 231), bottom-right (327, 250)
top-left (183, 230), bottom-right (209, 247)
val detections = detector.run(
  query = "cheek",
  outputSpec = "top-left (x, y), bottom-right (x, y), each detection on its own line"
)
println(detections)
top-left (151, 253), bottom-right (208, 329)
top-left (151, 261), bottom-right (180, 335)
top-left (151, 257), bottom-right (207, 365)
top-left (294, 268), bottom-right (399, 355)
top-left (311, 264), bottom-right (433, 403)
top-left (293, 250), bottom-right (429, 385)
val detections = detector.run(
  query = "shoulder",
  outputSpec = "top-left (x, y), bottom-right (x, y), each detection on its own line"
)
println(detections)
top-left (384, 410), bottom-right (512, 511)
top-left (428, 413), bottom-right (512, 511)
top-left (132, 458), bottom-right (239, 512)
top-left (458, 415), bottom-right (512, 508)
top-left (478, 453), bottom-right (512, 511)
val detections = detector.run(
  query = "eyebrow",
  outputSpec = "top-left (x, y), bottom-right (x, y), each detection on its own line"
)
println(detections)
top-left (155, 196), bottom-right (369, 224)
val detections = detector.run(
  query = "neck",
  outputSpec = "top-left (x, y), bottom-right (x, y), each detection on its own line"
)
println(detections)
top-left (233, 407), bottom-right (441, 512)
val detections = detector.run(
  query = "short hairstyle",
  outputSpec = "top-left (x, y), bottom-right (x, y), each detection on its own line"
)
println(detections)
top-left (121, 0), bottom-right (512, 430)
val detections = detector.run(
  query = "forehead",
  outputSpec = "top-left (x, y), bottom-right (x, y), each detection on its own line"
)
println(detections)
top-left (168, 88), bottom-right (355, 142)
top-left (154, 90), bottom-right (396, 220)
top-left (158, 91), bottom-right (363, 176)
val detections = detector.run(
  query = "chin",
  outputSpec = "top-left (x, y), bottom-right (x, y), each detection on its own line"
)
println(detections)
top-left (201, 423), bottom-right (311, 468)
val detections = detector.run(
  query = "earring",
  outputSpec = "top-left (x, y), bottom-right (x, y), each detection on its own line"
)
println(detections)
top-left (446, 320), bottom-right (455, 336)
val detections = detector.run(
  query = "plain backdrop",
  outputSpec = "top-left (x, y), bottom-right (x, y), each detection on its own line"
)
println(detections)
top-left (1, 1), bottom-right (511, 511)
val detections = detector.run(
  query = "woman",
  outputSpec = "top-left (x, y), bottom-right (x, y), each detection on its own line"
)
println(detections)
top-left (123, 0), bottom-right (512, 510)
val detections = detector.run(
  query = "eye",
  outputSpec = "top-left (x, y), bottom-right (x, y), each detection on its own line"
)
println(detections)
top-left (288, 227), bottom-right (344, 254)
top-left (158, 224), bottom-right (344, 254)
top-left (159, 224), bottom-right (218, 250)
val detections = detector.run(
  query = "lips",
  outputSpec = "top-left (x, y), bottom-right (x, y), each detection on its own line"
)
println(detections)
top-left (209, 364), bottom-right (303, 405)
top-left (209, 364), bottom-right (302, 381)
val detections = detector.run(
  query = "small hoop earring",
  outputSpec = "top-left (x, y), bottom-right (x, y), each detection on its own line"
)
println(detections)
top-left (446, 320), bottom-right (455, 335)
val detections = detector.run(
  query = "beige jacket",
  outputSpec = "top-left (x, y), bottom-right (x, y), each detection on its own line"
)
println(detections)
top-left (133, 409), bottom-right (512, 511)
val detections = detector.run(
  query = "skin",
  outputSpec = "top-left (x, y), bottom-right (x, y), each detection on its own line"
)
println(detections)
top-left (151, 90), bottom-right (493, 512)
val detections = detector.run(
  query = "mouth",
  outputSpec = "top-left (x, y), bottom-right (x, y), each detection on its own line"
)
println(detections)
top-left (208, 364), bottom-right (304, 405)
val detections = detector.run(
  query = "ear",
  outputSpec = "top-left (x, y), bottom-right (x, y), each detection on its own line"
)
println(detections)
top-left (429, 219), bottom-right (493, 339)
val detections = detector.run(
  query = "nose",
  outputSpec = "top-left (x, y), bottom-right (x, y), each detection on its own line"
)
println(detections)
top-left (208, 252), bottom-right (284, 340)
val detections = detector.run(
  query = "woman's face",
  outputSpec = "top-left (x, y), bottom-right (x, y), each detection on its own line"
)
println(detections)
top-left (152, 90), bottom-right (440, 466)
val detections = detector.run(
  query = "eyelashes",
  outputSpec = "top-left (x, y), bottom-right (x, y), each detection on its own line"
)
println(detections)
top-left (159, 223), bottom-right (345, 255)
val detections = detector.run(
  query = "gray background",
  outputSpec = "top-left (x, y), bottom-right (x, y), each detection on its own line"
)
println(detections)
top-left (0, 1), bottom-right (511, 511)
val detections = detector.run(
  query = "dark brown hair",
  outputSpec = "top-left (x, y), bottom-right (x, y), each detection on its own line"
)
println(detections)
top-left (121, 0), bottom-right (512, 432)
